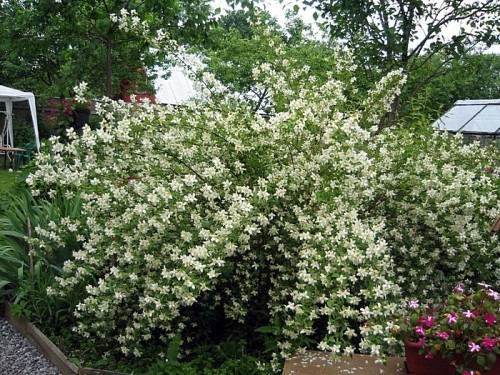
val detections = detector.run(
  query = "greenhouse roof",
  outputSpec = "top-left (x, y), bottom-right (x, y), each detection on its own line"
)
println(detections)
top-left (433, 99), bottom-right (500, 136)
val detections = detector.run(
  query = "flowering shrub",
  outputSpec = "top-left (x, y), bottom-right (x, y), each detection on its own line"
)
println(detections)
top-left (25, 10), bottom-right (499, 371)
top-left (44, 98), bottom-right (75, 128)
top-left (397, 284), bottom-right (499, 373)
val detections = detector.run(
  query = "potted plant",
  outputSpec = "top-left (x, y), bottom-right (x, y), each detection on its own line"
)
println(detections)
top-left (395, 283), bottom-right (499, 375)
top-left (45, 97), bottom-right (91, 136)
top-left (44, 98), bottom-right (75, 131)
top-left (72, 99), bottom-right (92, 129)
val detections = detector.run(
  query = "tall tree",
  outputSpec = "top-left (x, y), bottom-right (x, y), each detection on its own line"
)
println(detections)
top-left (297, 0), bottom-right (500, 124)
top-left (0, 0), bottom-right (214, 97)
top-left (404, 52), bottom-right (500, 119)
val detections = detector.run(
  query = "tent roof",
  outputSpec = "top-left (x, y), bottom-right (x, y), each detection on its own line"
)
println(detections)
top-left (0, 85), bottom-right (40, 151)
top-left (433, 99), bottom-right (500, 135)
top-left (154, 67), bottom-right (197, 105)
top-left (0, 85), bottom-right (35, 102)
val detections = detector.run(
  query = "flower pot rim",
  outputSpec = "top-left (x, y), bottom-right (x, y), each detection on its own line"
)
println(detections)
top-left (405, 340), bottom-right (423, 348)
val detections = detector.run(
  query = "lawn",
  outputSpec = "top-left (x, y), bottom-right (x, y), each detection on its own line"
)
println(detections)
top-left (0, 168), bottom-right (31, 197)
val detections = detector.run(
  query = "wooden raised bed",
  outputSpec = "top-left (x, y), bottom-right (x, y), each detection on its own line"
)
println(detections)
top-left (2, 304), bottom-right (128, 375)
top-left (3, 303), bottom-right (407, 374)
top-left (283, 351), bottom-right (406, 375)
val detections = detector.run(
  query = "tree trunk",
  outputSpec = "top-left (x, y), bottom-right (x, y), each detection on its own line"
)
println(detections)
top-left (105, 39), bottom-right (112, 97)
top-left (378, 94), bottom-right (400, 131)
top-left (387, 94), bottom-right (399, 127)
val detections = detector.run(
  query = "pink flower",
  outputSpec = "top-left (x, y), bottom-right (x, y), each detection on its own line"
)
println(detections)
top-left (424, 352), bottom-right (434, 359)
top-left (482, 337), bottom-right (497, 352)
top-left (423, 316), bottom-right (435, 327)
top-left (454, 283), bottom-right (465, 293)
top-left (416, 338), bottom-right (425, 347)
top-left (484, 313), bottom-right (496, 325)
top-left (487, 289), bottom-right (500, 301)
top-left (414, 325), bottom-right (426, 336)
top-left (463, 310), bottom-right (475, 318)
top-left (478, 282), bottom-right (491, 288)
top-left (408, 299), bottom-right (419, 309)
top-left (468, 342), bottom-right (481, 353)
top-left (447, 313), bottom-right (458, 324)
top-left (437, 331), bottom-right (449, 340)
top-left (463, 371), bottom-right (475, 375)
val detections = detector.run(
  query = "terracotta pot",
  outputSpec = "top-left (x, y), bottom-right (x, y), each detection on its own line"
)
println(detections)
top-left (405, 341), bottom-right (455, 375)
top-left (405, 341), bottom-right (500, 375)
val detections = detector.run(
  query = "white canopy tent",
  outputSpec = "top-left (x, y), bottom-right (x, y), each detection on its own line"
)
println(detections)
top-left (0, 85), bottom-right (40, 151)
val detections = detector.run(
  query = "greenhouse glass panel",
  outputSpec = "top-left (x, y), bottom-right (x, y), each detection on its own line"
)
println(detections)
top-left (434, 105), bottom-right (484, 132)
top-left (460, 105), bottom-right (500, 134)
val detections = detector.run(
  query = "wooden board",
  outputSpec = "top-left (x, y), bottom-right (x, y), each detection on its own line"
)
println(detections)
top-left (4, 304), bottom-right (79, 375)
top-left (283, 351), bottom-right (406, 375)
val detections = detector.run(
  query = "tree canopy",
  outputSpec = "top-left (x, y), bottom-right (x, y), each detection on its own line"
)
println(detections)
top-left (200, 9), bottom-right (341, 113)
top-left (294, 0), bottom-right (500, 123)
top-left (0, 0), bottom-right (215, 98)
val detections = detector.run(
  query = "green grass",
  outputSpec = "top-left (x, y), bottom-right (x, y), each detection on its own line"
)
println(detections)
top-left (0, 168), bottom-right (31, 197)
top-left (1, 170), bottom-right (19, 194)
top-left (0, 168), bottom-right (31, 211)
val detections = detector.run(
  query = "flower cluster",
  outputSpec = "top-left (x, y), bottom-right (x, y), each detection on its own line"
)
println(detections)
top-left (44, 97), bottom-right (91, 129)
top-left (44, 98), bottom-right (75, 128)
top-left (397, 284), bottom-right (499, 373)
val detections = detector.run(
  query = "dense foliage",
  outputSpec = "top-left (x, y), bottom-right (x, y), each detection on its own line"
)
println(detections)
top-left (200, 10), bottom-right (338, 113)
top-left (405, 52), bottom-right (500, 119)
top-left (200, 7), bottom-right (500, 125)
top-left (287, 0), bottom-right (500, 122)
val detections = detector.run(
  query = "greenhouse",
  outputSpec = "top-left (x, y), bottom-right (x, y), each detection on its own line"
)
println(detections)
top-left (433, 99), bottom-right (500, 147)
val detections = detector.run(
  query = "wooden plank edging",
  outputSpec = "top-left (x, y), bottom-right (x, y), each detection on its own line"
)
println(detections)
top-left (2, 303), bottom-right (128, 375)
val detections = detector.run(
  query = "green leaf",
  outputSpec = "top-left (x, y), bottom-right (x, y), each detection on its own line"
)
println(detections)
top-left (410, 313), bottom-right (419, 325)
top-left (69, 357), bottom-right (81, 366)
top-left (93, 357), bottom-right (108, 366)
top-left (167, 334), bottom-right (181, 362)
top-left (486, 352), bottom-right (496, 365)
top-left (0, 280), bottom-right (11, 290)
top-left (477, 355), bottom-right (485, 367)
top-left (255, 326), bottom-right (274, 334)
